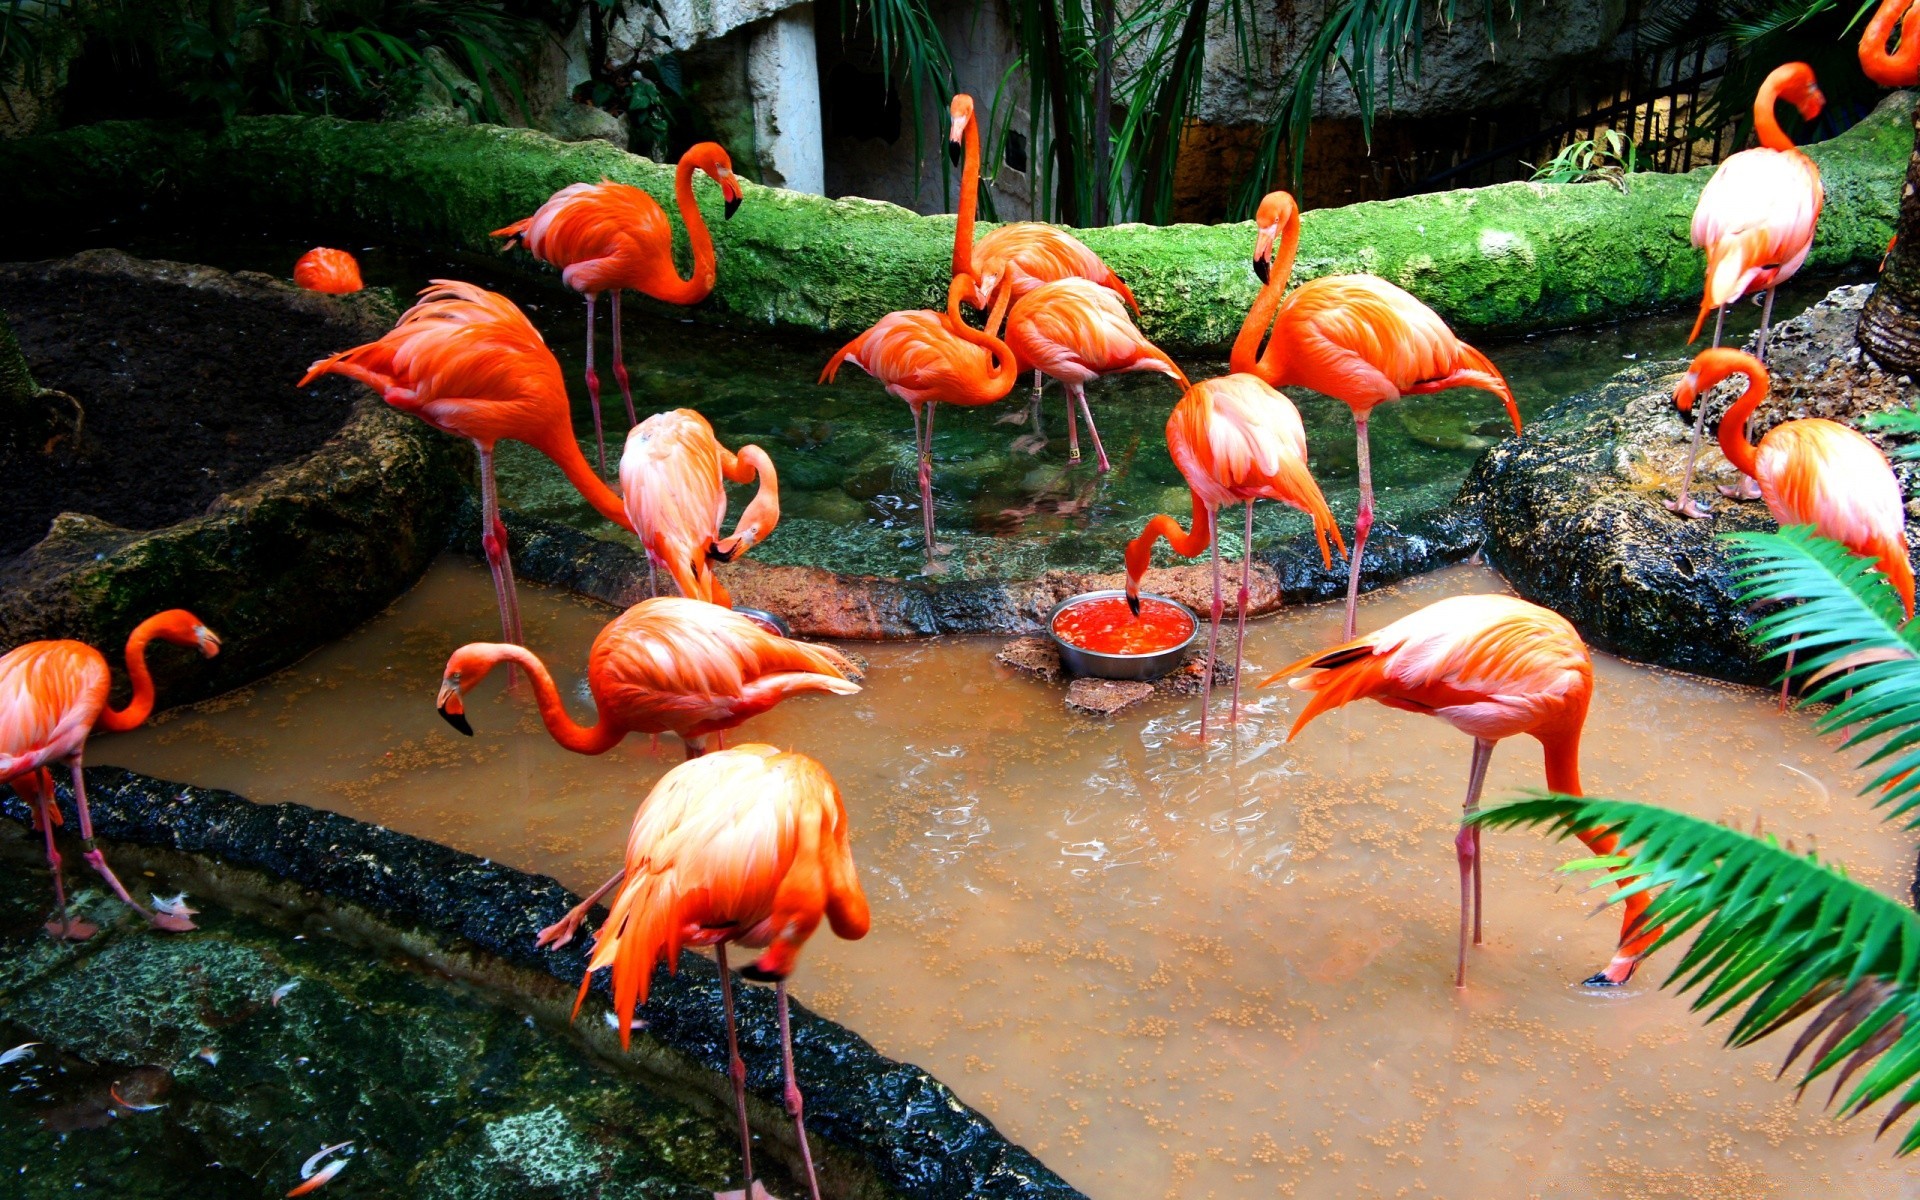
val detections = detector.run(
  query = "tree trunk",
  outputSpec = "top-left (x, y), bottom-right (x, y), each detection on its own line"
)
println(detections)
top-left (1092, 0), bottom-right (1113, 227)
top-left (1858, 103), bottom-right (1920, 371)
top-left (1037, 0), bottom-right (1082, 226)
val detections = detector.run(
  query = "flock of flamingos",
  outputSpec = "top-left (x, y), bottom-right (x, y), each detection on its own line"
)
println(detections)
top-left (8, 9), bottom-right (1920, 1193)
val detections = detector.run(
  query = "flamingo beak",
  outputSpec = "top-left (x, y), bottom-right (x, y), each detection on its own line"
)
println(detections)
top-left (707, 537), bottom-right (741, 564)
top-left (1674, 374), bottom-right (1699, 414)
top-left (949, 114), bottom-right (968, 157)
top-left (194, 626), bottom-right (222, 657)
top-left (436, 677), bottom-right (473, 736)
top-left (1127, 591), bottom-right (1141, 618)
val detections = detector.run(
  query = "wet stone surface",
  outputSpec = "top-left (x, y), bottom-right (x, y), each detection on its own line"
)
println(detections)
top-left (1464, 284), bottom-right (1920, 684)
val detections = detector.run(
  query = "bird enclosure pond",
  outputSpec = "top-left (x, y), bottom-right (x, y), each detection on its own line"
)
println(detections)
top-left (101, 556), bottom-right (1920, 1198)
top-left (8, 225), bottom-right (1842, 580)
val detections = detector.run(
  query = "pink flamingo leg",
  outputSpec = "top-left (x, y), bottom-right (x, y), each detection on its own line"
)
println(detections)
top-left (1200, 513), bottom-right (1223, 744)
top-left (475, 444), bottom-right (525, 649)
top-left (1343, 414), bottom-right (1375, 641)
top-left (1453, 737), bottom-right (1496, 987)
top-left (1070, 382), bottom-right (1111, 473)
top-left (1780, 641), bottom-right (1797, 711)
top-left (716, 944), bottom-right (758, 1195)
top-left (583, 291), bottom-right (608, 476)
top-left (609, 290), bottom-right (638, 429)
top-left (1719, 289), bottom-right (1773, 502)
top-left (1230, 501), bottom-right (1256, 725)
top-left (534, 869), bottom-right (624, 949)
top-left (915, 402), bottom-right (941, 563)
top-left (71, 756), bottom-right (190, 932)
top-left (1029, 369), bottom-right (1044, 431)
top-left (1669, 306), bottom-right (1726, 519)
top-left (36, 790), bottom-right (91, 940)
top-left (777, 982), bottom-right (824, 1200)
top-left (1065, 378), bottom-right (1082, 464)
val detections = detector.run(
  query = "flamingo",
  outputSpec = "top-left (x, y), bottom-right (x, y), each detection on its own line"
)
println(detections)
top-left (302, 280), bottom-right (637, 651)
top-left (1124, 374), bottom-right (1345, 741)
top-left (820, 274), bottom-right (1018, 566)
top-left (1234, 189), bottom-right (1520, 639)
top-left (1265, 593), bottom-right (1658, 988)
top-left (620, 408), bottom-right (779, 605)
top-left (1861, 0), bottom-right (1920, 86)
top-left (1670, 62), bottom-right (1825, 516)
top-left (292, 248), bottom-right (364, 294)
top-left (999, 277), bottom-right (1190, 471)
top-left (434, 595), bottom-right (861, 948)
top-left (948, 93), bottom-right (1139, 438)
top-left (1675, 348), bottom-right (1915, 703)
top-left (573, 744), bottom-right (869, 1200)
top-left (0, 610), bottom-right (220, 938)
top-left (494, 147), bottom-right (745, 474)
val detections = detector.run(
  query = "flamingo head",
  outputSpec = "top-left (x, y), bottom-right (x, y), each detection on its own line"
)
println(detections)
top-left (1122, 545), bottom-right (1151, 618)
top-left (1673, 347), bottom-right (1765, 415)
top-left (1251, 191), bottom-right (1299, 285)
top-left (436, 644), bottom-right (505, 736)
top-left (1771, 62), bottom-right (1825, 121)
top-left (684, 143), bottom-right (743, 219)
top-left (147, 610), bottom-right (221, 658)
top-left (949, 94), bottom-right (975, 164)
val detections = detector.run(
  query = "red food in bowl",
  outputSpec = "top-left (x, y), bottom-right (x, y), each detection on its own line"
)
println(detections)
top-left (1052, 596), bottom-right (1194, 656)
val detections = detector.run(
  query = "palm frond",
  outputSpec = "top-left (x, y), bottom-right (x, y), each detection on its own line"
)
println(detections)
top-left (1863, 407), bottom-right (1920, 461)
top-left (1472, 795), bottom-right (1920, 1153)
top-left (836, 0), bottom-right (955, 199)
top-left (1724, 528), bottom-right (1920, 824)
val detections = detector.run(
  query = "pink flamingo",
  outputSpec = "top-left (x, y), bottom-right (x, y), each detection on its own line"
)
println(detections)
top-left (999, 277), bottom-right (1190, 470)
top-left (1124, 373), bottom-right (1345, 740)
top-left (302, 281), bottom-right (637, 650)
top-left (292, 248), bottom-right (363, 294)
top-left (0, 611), bottom-right (220, 938)
top-left (1234, 189), bottom-right (1520, 639)
top-left (1861, 0), bottom-right (1920, 86)
top-left (620, 408), bottom-right (779, 605)
top-left (1670, 62), bottom-right (1825, 516)
top-left (494, 146), bottom-right (745, 474)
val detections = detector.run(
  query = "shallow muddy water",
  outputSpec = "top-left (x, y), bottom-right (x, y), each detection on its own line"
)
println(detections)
top-left (104, 557), bottom-right (1920, 1198)
top-left (10, 225), bottom-right (1842, 578)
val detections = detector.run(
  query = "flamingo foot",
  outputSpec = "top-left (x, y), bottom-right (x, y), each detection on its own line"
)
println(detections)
top-left (1717, 477), bottom-right (1763, 501)
top-left (1009, 433), bottom-right (1047, 456)
top-left (1662, 495), bottom-right (1712, 520)
top-left (712, 1185), bottom-right (777, 1200)
top-left (148, 910), bottom-right (198, 933)
top-left (45, 915), bottom-right (98, 941)
top-left (994, 409), bottom-right (1031, 426)
top-left (535, 911), bottom-right (587, 950)
top-left (1581, 955), bottom-right (1640, 988)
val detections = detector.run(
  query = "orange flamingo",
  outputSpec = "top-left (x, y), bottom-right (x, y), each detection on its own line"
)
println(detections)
top-left (999, 278), bottom-right (1190, 471)
top-left (1266, 593), bottom-right (1657, 988)
top-left (1862, 0), bottom-right (1920, 88)
top-left (1124, 374), bottom-right (1345, 740)
top-left (948, 94), bottom-right (1139, 434)
top-left (1671, 62), bottom-right (1825, 516)
top-left (0, 611), bottom-right (220, 938)
top-left (494, 148), bottom-right (745, 474)
top-left (573, 744), bottom-right (869, 1200)
top-left (619, 408), bottom-right (778, 605)
top-left (1676, 348), bottom-right (1915, 702)
top-left (1234, 189), bottom-right (1520, 639)
top-left (435, 595), bottom-right (861, 947)
top-left (302, 281), bottom-right (636, 650)
top-left (820, 275), bottom-right (1017, 564)
top-left (292, 248), bottom-right (364, 294)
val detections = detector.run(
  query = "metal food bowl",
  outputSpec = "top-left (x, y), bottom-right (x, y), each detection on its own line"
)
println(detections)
top-left (733, 606), bottom-right (791, 637)
top-left (1045, 589), bottom-right (1198, 681)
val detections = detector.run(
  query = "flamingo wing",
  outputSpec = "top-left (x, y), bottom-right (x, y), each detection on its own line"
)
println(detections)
top-left (1757, 420), bottom-right (1915, 613)
top-left (976, 224), bottom-right (1135, 309)
top-left (1692, 149), bottom-right (1823, 309)
top-left (0, 642), bottom-right (109, 776)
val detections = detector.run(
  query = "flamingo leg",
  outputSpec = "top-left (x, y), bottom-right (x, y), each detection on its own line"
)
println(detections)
top-left (1065, 378), bottom-right (1082, 465)
top-left (1780, 640), bottom-right (1797, 711)
top-left (583, 292), bottom-right (608, 477)
top-left (71, 755), bottom-right (188, 931)
top-left (1718, 290), bottom-right (1773, 502)
top-left (1342, 414), bottom-right (1374, 641)
top-left (1669, 306), bottom-right (1725, 519)
top-left (1030, 369), bottom-right (1044, 431)
top-left (35, 787), bottom-right (89, 940)
top-left (716, 944), bottom-right (757, 1195)
top-left (1453, 737), bottom-right (1496, 988)
top-left (1200, 513), bottom-right (1223, 744)
top-left (609, 290), bottom-right (638, 429)
top-left (1070, 382), bottom-right (1111, 473)
top-left (1230, 501), bottom-right (1256, 726)
top-left (475, 443), bottom-right (525, 649)
top-left (917, 403), bottom-right (941, 562)
top-left (533, 869), bottom-right (624, 949)
top-left (777, 982), bottom-right (824, 1200)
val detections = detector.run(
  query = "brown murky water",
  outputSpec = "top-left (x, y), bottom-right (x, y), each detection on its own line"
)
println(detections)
top-left (104, 558), bottom-right (1920, 1198)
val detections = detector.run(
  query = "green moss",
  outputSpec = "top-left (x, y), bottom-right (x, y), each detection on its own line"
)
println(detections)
top-left (2, 94), bottom-right (1910, 350)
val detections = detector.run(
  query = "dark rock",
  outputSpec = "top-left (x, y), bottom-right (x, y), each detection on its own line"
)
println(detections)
top-left (1462, 284), bottom-right (1919, 685)
top-left (1, 767), bottom-right (1086, 1200)
top-left (0, 252), bottom-right (468, 706)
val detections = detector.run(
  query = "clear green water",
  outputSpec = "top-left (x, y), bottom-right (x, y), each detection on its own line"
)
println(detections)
top-left (14, 225), bottom-right (1840, 579)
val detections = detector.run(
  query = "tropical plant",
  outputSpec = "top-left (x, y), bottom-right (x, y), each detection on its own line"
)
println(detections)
top-left (1, 0), bottom-right (73, 99)
top-left (1526, 129), bottom-right (1640, 191)
top-left (1467, 524), bottom-right (1920, 1154)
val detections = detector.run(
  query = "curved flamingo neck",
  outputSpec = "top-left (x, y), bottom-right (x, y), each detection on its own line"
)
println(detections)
top-left (954, 111), bottom-right (980, 279)
top-left (1125, 490), bottom-right (1213, 589)
top-left (490, 645), bottom-right (624, 755)
top-left (1753, 75), bottom-right (1799, 152)
top-left (1713, 365), bottom-right (1767, 480)
top-left (1542, 731), bottom-right (1583, 797)
top-left (1230, 212), bottom-right (1300, 381)
top-left (946, 279), bottom-right (1017, 398)
top-left (1862, 0), bottom-right (1920, 86)
top-left (531, 428), bottom-right (638, 533)
top-left (100, 621), bottom-right (165, 733)
top-left (654, 156), bottom-right (719, 307)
